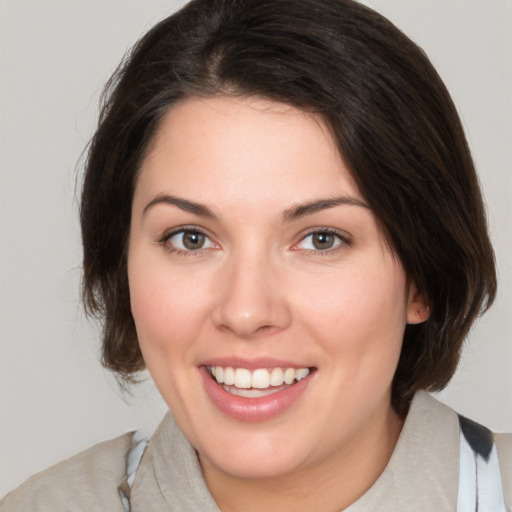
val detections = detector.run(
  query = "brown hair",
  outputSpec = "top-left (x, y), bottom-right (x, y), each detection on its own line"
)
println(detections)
top-left (80, 0), bottom-right (496, 412)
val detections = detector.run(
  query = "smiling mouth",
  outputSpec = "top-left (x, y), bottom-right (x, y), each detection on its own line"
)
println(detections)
top-left (206, 366), bottom-right (314, 398)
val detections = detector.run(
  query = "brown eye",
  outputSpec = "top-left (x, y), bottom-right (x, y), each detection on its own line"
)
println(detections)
top-left (166, 229), bottom-right (214, 252)
top-left (182, 231), bottom-right (205, 250)
top-left (296, 230), bottom-right (344, 252)
top-left (311, 232), bottom-right (336, 250)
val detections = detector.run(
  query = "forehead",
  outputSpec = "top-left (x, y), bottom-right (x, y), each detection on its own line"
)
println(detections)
top-left (135, 95), bottom-right (362, 212)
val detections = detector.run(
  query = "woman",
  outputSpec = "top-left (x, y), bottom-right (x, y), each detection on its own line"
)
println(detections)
top-left (1, 0), bottom-right (510, 510)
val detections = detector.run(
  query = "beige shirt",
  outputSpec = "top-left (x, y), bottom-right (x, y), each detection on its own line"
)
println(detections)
top-left (2, 391), bottom-right (511, 511)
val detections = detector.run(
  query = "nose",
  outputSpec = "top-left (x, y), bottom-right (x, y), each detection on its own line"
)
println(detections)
top-left (211, 250), bottom-right (292, 339)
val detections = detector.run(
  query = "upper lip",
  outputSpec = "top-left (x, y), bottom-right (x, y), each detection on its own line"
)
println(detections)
top-left (200, 357), bottom-right (313, 370)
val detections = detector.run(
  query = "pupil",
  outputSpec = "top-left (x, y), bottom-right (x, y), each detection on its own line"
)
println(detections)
top-left (313, 233), bottom-right (334, 250)
top-left (183, 231), bottom-right (204, 250)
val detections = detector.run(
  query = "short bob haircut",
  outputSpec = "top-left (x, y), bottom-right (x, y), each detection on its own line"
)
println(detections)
top-left (81, 0), bottom-right (496, 413)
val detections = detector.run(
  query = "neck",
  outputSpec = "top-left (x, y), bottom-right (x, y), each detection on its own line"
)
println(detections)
top-left (200, 405), bottom-right (404, 512)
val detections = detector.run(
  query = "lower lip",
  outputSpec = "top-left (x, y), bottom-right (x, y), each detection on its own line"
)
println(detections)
top-left (200, 366), bottom-right (312, 422)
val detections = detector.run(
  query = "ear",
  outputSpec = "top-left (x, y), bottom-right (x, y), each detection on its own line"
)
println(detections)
top-left (406, 282), bottom-right (430, 325)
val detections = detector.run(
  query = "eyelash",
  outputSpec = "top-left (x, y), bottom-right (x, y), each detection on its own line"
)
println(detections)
top-left (158, 227), bottom-right (351, 257)
top-left (158, 226), bottom-right (215, 256)
top-left (293, 228), bottom-right (351, 256)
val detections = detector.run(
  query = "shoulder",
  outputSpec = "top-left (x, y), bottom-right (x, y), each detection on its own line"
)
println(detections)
top-left (421, 392), bottom-right (512, 510)
top-left (0, 432), bottom-right (134, 512)
top-left (495, 432), bottom-right (512, 507)
top-left (495, 431), bottom-right (512, 460)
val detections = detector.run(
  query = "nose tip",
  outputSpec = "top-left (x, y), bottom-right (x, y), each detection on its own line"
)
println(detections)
top-left (211, 261), bottom-right (291, 339)
top-left (218, 309), bottom-right (276, 339)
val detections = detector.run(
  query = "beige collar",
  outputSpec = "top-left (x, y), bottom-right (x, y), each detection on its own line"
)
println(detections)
top-left (345, 391), bottom-right (459, 511)
top-left (129, 391), bottom-right (459, 511)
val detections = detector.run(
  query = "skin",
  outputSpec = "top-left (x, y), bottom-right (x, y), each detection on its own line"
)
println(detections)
top-left (128, 96), bottom-right (428, 511)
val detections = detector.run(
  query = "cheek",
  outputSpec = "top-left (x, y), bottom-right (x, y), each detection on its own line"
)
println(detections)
top-left (128, 257), bottom-right (210, 357)
top-left (295, 264), bottom-right (408, 359)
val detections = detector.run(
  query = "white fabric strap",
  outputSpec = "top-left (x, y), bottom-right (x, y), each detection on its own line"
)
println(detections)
top-left (120, 434), bottom-right (149, 512)
top-left (457, 416), bottom-right (507, 512)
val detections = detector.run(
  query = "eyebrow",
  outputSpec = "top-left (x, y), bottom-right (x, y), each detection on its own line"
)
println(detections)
top-left (283, 196), bottom-right (369, 222)
top-left (143, 194), bottom-right (217, 218)
top-left (142, 194), bottom-right (369, 221)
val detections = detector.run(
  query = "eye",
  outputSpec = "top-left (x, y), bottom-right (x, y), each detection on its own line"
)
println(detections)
top-left (163, 228), bottom-right (216, 252)
top-left (295, 230), bottom-right (346, 252)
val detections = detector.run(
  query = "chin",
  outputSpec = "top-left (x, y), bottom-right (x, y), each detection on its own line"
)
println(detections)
top-left (202, 448), bottom-right (307, 481)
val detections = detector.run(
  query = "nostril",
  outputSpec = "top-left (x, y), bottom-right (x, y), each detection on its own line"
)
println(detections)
top-left (256, 324), bottom-right (273, 333)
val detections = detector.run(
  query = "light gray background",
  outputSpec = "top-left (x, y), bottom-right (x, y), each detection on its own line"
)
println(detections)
top-left (1, 0), bottom-right (511, 497)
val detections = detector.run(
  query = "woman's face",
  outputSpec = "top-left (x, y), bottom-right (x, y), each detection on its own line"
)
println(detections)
top-left (128, 96), bottom-right (424, 481)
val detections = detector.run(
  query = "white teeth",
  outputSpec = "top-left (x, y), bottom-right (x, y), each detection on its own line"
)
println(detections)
top-left (269, 368), bottom-right (284, 386)
top-left (252, 368), bottom-right (270, 389)
top-left (223, 385), bottom-right (285, 398)
top-left (209, 366), bottom-right (310, 390)
top-left (214, 366), bottom-right (224, 384)
top-left (223, 367), bottom-right (235, 386)
top-left (284, 368), bottom-right (295, 385)
top-left (295, 368), bottom-right (309, 381)
top-left (234, 368), bottom-right (252, 389)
